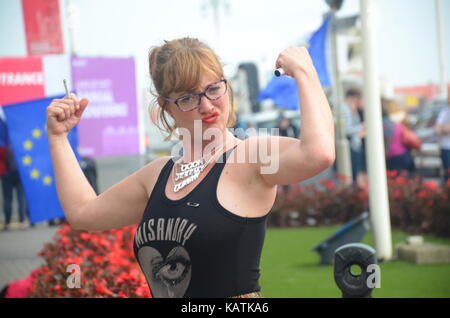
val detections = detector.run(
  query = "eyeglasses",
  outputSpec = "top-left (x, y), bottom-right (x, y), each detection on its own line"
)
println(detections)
top-left (163, 79), bottom-right (228, 112)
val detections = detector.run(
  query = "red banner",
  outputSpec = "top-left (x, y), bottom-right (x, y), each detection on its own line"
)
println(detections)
top-left (21, 0), bottom-right (64, 55)
top-left (0, 57), bottom-right (45, 106)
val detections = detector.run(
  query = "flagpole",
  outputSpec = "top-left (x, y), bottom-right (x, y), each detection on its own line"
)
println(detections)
top-left (435, 0), bottom-right (448, 99)
top-left (360, 0), bottom-right (392, 261)
top-left (66, 0), bottom-right (78, 56)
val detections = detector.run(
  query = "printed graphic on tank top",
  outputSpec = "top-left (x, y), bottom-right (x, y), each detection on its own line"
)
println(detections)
top-left (133, 144), bottom-right (269, 298)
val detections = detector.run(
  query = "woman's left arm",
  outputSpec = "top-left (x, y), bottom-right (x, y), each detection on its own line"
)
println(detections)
top-left (257, 46), bottom-right (335, 186)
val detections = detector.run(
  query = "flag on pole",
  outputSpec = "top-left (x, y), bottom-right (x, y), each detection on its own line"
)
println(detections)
top-left (2, 95), bottom-right (80, 223)
top-left (258, 76), bottom-right (300, 110)
top-left (258, 16), bottom-right (331, 110)
top-left (307, 16), bottom-right (331, 87)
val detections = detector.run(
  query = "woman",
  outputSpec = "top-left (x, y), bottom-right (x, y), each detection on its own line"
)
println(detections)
top-left (435, 94), bottom-right (450, 183)
top-left (45, 37), bottom-right (335, 298)
top-left (382, 99), bottom-right (421, 175)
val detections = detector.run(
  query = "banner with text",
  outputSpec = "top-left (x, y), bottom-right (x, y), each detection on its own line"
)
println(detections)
top-left (0, 56), bottom-right (45, 106)
top-left (71, 57), bottom-right (139, 158)
top-left (21, 0), bottom-right (64, 55)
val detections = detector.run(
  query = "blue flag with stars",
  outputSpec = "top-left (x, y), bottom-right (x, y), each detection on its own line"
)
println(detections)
top-left (2, 95), bottom-right (80, 224)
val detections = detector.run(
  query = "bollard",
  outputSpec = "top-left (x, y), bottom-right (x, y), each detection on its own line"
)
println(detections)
top-left (334, 243), bottom-right (377, 298)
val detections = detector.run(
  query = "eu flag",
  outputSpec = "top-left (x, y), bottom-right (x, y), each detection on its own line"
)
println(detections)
top-left (2, 95), bottom-right (80, 224)
top-left (258, 16), bottom-right (331, 110)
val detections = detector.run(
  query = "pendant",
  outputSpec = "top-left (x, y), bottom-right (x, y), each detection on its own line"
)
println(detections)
top-left (173, 171), bottom-right (201, 192)
top-left (179, 159), bottom-right (204, 172)
top-left (175, 164), bottom-right (205, 181)
top-left (173, 158), bottom-right (205, 192)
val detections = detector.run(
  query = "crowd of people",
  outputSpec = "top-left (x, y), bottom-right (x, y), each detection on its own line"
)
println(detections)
top-left (340, 88), bottom-right (449, 188)
top-left (271, 87), bottom-right (449, 189)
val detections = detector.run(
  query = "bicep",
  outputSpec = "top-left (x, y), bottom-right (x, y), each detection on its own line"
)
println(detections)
top-left (74, 166), bottom-right (150, 231)
top-left (251, 136), bottom-right (334, 187)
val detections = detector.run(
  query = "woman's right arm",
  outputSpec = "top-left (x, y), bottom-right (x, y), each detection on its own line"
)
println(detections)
top-left (46, 94), bottom-right (157, 231)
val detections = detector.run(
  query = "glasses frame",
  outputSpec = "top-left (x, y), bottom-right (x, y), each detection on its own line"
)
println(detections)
top-left (163, 79), bottom-right (228, 112)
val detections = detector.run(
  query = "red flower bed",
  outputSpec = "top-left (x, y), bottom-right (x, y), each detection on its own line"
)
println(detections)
top-left (269, 172), bottom-right (450, 238)
top-left (29, 224), bottom-right (151, 298)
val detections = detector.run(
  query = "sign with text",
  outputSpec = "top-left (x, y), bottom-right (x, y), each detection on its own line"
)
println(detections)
top-left (71, 57), bottom-right (139, 158)
top-left (0, 56), bottom-right (45, 106)
top-left (21, 0), bottom-right (64, 55)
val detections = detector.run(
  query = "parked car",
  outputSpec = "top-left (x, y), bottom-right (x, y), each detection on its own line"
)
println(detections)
top-left (409, 99), bottom-right (447, 177)
top-left (239, 109), bottom-right (300, 137)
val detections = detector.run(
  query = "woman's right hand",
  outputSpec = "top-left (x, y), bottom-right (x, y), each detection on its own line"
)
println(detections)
top-left (46, 93), bottom-right (89, 139)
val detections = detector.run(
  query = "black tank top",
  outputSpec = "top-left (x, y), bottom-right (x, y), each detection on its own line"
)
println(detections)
top-left (133, 145), bottom-right (269, 298)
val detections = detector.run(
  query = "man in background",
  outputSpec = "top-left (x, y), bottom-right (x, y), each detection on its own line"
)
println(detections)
top-left (435, 94), bottom-right (450, 183)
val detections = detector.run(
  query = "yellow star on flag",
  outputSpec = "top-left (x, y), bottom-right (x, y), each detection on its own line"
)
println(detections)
top-left (43, 175), bottom-right (53, 186)
top-left (24, 140), bottom-right (33, 150)
top-left (22, 155), bottom-right (32, 166)
top-left (32, 128), bottom-right (42, 139)
top-left (30, 169), bottom-right (40, 179)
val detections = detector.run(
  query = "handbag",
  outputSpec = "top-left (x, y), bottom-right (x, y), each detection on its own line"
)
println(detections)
top-left (401, 125), bottom-right (422, 150)
top-left (0, 146), bottom-right (7, 177)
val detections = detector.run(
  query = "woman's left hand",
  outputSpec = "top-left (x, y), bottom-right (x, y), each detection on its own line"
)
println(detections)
top-left (275, 46), bottom-right (315, 78)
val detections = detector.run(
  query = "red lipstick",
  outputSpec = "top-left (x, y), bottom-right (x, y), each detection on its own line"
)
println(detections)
top-left (202, 112), bottom-right (219, 124)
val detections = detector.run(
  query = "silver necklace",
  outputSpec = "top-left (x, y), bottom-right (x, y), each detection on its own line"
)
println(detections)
top-left (172, 135), bottom-right (231, 193)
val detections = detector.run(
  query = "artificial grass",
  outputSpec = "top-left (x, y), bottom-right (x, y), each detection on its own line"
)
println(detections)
top-left (259, 226), bottom-right (450, 298)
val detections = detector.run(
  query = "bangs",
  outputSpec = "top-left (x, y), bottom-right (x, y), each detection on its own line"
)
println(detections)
top-left (161, 47), bottom-right (223, 96)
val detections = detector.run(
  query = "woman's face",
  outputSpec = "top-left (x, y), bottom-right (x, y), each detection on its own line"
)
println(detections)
top-left (163, 73), bottom-right (230, 139)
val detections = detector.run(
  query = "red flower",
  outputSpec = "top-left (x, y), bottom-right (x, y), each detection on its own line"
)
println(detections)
top-left (320, 179), bottom-right (335, 190)
top-left (394, 190), bottom-right (402, 198)
top-left (135, 285), bottom-right (150, 298)
top-left (95, 284), bottom-right (113, 296)
top-left (81, 250), bottom-right (94, 258)
top-left (93, 255), bottom-right (106, 264)
top-left (395, 176), bottom-right (407, 186)
top-left (118, 291), bottom-right (128, 298)
top-left (357, 189), bottom-right (368, 201)
top-left (387, 170), bottom-right (398, 178)
top-left (60, 236), bottom-right (70, 245)
top-left (67, 257), bottom-right (83, 265)
top-left (423, 180), bottom-right (438, 191)
top-left (80, 233), bottom-right (90, 241)
top-left (416, 190), bottom-right (427, 199)
top-left (51, 284), bottom-right (62, 294)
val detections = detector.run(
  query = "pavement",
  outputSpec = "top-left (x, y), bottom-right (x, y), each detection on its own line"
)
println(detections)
top-left (0, 224), bottom-right (58, 290)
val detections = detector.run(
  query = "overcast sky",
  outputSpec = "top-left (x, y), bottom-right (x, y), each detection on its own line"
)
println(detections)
top-left (1, 0), bottom-right (449, 89)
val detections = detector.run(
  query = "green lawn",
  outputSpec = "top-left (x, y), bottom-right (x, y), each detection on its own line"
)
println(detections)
top-left (259, 226), bottom-right (450, 298)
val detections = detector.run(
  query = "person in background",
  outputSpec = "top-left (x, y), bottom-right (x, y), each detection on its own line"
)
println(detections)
top-left (278, 115), bottom-right (298, 139)
top-left (0, 116), bottom-right (30, 231)
top-left (356, 94), bottom-right (368, 189)
top-left (382, 99), bottom-right (421, 175)
top-left (342, 88), bottom-right (365, 185)
top-left (435, 94), bottom-right (450, 183)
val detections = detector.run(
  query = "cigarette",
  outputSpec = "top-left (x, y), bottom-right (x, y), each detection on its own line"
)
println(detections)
top-left (274, 68), bottom-right (285, 77)
top-left (63, 79), bottom-right (70, 97)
